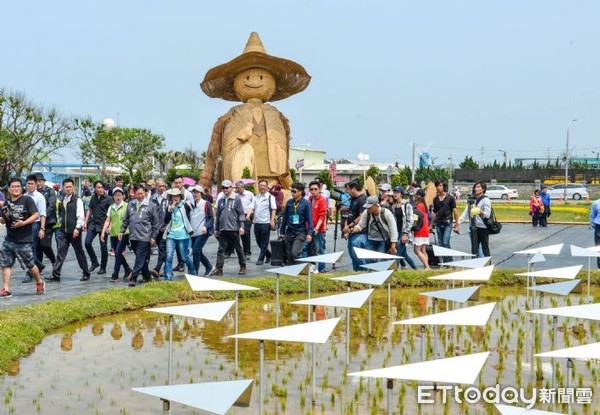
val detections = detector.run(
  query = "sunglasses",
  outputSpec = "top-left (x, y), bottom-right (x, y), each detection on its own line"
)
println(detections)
top-left (309, 187), bottom-right (319, 191)
top-left (222, 187), bottom-right (230, 190)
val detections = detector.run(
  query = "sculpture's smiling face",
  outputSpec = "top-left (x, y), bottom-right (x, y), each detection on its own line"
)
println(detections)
top-left (234, 68), bottom-right (276, 102)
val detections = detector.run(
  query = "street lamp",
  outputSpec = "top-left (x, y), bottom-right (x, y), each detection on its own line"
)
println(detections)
top-left (498, 149), bottom-right (508, 167)
top-left (564, 119), bottom-right (577, 202)
top-left (357, 152), bottom-right (369, 182)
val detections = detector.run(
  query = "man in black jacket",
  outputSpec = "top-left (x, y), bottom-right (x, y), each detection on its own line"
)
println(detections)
top-left (84, 180), bottom-right (113, 274)
top-left (47, 178), bottom-right (91, 282)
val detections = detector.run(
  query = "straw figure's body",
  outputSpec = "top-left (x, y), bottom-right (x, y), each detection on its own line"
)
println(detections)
top-left (199, 32), bottom-right (310, 190)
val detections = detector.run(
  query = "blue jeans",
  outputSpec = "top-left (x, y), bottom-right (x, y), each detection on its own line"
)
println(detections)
top-left (435, 222), bottom-right (453, 263)
top-left (191, 234), bottom-right (212, 276)
top-left (348, 233), bottom-right (368, 271)
top-left (165, 238), bottom-right (195, 280)
top-left (366, 239), bottom-right (386, 259)
top-left (397, 239), bottom-right (418, 269)
top-left (309, 232), bottom-right (326, 272)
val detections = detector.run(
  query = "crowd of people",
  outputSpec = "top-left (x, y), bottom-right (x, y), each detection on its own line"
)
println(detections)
top-left (2, 172), bottom-right (600, 299)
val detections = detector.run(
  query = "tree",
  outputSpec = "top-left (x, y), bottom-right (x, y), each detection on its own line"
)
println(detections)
top-left (459, 156), bottom-right (478, 169)
top-left (316, 169), bottom-right (333, 190)
top-left (0, 89), bottom-right (71, 183)
top-left (73, 117), bottom-right (120, 179)
top-left (118, 128), bottom-right (165, 180)
top-left (365, 165), bottom-right (382, 184)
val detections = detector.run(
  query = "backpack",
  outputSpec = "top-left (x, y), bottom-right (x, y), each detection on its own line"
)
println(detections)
top-left (411, 208), bottom-right (424, 232)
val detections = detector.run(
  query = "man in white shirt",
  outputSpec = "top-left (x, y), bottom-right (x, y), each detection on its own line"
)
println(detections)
top-left (47, 177), bottom-right (91, 282)
top-left (249, 179), bottom-right (277, 265)
top-left (23, 175), bottom-right (47, 283)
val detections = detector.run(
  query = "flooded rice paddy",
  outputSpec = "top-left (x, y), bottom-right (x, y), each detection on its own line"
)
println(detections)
top-left (2, 284), bottom-right (600, 414)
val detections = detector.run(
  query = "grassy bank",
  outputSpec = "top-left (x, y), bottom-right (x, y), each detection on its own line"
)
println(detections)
top-left (1, 268), bottom-right (600, 374)
top-left (457, 201), bottom-right (592, 223)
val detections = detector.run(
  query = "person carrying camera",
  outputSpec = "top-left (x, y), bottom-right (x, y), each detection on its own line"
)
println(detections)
top-left (0, 178), bottom-right (46, 298)
top-left (351, 195), bottom-right (398, 256)
top-left (342, 181), bottom-right (368, 271)
top-left (280, 182), bottom-right (313, 265)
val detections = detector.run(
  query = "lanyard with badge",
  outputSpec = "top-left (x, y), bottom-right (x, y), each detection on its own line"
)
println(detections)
top-left (292, 200), bottom-right (300, 225)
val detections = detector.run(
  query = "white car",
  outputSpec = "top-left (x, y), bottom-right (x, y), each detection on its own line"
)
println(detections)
top-left (545, 184), bottom-right (589, 200)
top-left (485, 185), bottom-right (519, 200)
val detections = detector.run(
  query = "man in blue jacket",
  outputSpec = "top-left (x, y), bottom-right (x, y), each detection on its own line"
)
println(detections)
top-left (279, 182), bottom-right (313, 264)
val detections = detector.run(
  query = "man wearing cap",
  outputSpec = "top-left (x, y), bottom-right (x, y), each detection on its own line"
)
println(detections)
top-left (211, 180), bottom-right (246, 276)
top-left (351, 195), bottom-right (398, 255)
top-left (83, 180), bottom-right (113, 275)
top-left (35, 172), bottom-right (58, 270)
top-left (342, 181), bottom-right (368, 271)
top-left (249, 179), bottom-right (277, 265)
top-left (119, 184), bottom-right (159, 286)
top-left (150, 178), bottom-right (169, 278)
top-left (234, 180), bottom-right (254, 259)
top-left (280, 182), bottom-right (313, 264)
top-left (391, 186), bottom-right (418, 269)
top-left (379, 184), bottom-right (392, 205)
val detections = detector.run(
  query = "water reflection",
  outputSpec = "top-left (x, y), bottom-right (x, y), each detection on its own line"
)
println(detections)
top-left (0, 286), bottom-right (599, 414)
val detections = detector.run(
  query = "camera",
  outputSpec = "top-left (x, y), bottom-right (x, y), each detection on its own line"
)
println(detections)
top-left (329, 187), bottom-right (346, 203)
top-left (1, 204), bottom-right (17, 222)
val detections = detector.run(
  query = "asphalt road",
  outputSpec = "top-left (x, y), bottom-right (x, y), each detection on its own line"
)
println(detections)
top-left (0, 221), bottom-right (597, 309)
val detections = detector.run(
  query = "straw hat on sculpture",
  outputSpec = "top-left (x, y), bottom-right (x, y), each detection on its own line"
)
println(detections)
top-left (199, 32), bottom-right (311, 189)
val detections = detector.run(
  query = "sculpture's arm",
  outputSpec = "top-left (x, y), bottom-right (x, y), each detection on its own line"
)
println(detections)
top-left (200, 114), bottom-right (229, 189)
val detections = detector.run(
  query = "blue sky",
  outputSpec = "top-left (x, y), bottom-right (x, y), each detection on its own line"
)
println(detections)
top-left (2, 1), bottom-right (599, 167)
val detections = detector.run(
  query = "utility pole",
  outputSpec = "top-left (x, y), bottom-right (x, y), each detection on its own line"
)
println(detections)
top-left (592, 150), bottom-right (600, 170)
top-left (564, 119), bottom-right (577, 202)
top-left (498, 149), bottom-right (508, 167)
top-left (480, 147), bottom-right (485, 168)
top-left (411, 142), bottom-right (416, 184)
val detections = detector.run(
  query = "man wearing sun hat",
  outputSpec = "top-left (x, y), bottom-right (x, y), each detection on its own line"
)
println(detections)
top-left (199, 32), bottom-right (310, 190)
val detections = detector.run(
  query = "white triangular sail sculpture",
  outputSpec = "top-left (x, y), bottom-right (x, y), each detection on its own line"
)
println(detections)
top-left (291, 289), bottom-right (373, 309)
top-left (348, 352), bottom-right (490, 384)
top-left (529, 252), bottom-right (546, 264)
top-left (428, 265), bottom-right (494, 281)
top-left (527, 280), bottom-right (583, 296)
top-left (570, 245), bottom-right (600, 258)
top-left (266, 263), bottom-right (309, 276)
top-left (132, 379), bottom-right (253, 415)
top-left (495, 404), bottom-right (565, 415)
top-left (354, 247), bottom-right (402, 260)
top-left (185, 275), bottom-right (259, 292)
top-left (432, 245), bottom-right (474, 258)
top-left (419, 286), bottom-right (480, 303)
top-left (528, 303), bottom-right (600, 321)
top-left (331, 270), bottom-right (394, 286)
top-left (230, 318), bottom-right (340, 343)
top-left (146, 301), bottom-right (235, 321)
top-left (535, 342), bottom-right (600, 360)
top-left (393, 302), bottom-right (495, 326)
top-left (441, 257), bottom-right (491, 269)
top-left (361, 260), bottom-right (398, 271)
top-left (514, 243), bottom-right (564, 255)
top-left (297, 251), bottom-right (344, 264)
top-left (515, 265), bottom-right (583, 280)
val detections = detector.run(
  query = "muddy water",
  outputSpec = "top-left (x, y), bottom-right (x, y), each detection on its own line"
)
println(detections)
top-left (1, 285), bottom-right (600, 414)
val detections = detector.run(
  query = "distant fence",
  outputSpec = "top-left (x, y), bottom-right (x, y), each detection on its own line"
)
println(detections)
top-left (453, 168), bottom-right (600, 184)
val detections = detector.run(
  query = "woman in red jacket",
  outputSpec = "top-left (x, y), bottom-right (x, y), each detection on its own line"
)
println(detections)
top-left (413, 189), bottom-right (430, 270)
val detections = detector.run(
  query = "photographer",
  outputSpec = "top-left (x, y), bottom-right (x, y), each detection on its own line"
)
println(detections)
top-left (163, 188), bottom-right (196, 281)
top-left (342, 181), bottom-right (368, 271)
top-left (0, 178), bottom-right (45, 298)
top-left (461, 181), bottom-right (492, 257)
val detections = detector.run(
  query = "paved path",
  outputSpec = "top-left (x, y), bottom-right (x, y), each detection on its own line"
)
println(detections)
top-left (0, 222), bottom-right (597, 310)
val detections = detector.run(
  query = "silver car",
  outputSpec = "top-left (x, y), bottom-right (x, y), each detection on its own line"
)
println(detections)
top-left (485, 184), bottom-right (519, 200)
top-left (545, 183), bottom-right (589, 200)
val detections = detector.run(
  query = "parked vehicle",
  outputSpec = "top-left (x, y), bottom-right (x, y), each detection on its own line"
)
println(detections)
top-left (485, 184), bottom-right (519, 200)
top-left (545, 183), bottom-right (589, 200)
